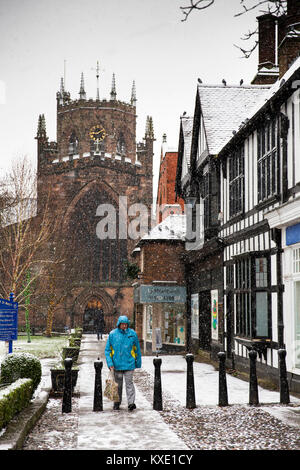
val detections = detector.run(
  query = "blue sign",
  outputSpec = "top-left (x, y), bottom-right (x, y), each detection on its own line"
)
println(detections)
top-left (286, 223), bottom-right (300, 246)
top-left (0, 293), bottom-right (18, 342)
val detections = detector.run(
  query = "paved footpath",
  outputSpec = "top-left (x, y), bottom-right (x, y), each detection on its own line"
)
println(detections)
top-left (76, 335), bottom-right (188, 450)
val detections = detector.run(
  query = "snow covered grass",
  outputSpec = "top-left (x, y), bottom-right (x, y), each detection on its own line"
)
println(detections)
top-left (0, 335), bottom-right (69, 362)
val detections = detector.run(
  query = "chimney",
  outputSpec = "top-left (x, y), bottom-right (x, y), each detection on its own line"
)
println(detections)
top-left (251, 14), bottom-right (279, 85)
top-left (278, 0), bottom-right (300, 78)
top-left (287, 0), bottom-right (300, 17)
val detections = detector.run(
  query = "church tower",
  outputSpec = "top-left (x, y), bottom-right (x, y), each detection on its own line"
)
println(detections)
top-left (36, 68), bottom-right (154, 332)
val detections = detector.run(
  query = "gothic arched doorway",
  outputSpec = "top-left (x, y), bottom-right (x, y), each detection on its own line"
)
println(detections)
top-left (83, 299), bottom-right (103, 333)
top-left (72, 287), bottom-right (117, 334)
top-left (81, 296), bottom-right (117, 334)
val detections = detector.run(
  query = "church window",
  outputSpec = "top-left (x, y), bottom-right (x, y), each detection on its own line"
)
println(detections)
top-left (69, 131), bottom-right (79, 155)
top-left (257, 118), bottom-right (278, 202)
top-left (229, 147), bottom-right (244, 218)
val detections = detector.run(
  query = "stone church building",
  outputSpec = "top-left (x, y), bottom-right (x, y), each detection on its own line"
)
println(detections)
top-left (35, 73), bottom-right (154, 333)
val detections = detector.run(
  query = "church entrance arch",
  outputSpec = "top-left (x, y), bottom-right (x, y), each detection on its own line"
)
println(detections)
top-left (73, 288), bottom-right (116, 334)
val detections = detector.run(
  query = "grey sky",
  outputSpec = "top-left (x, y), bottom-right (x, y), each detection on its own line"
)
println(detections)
top-left (0, 0), bottom-right (260, 194)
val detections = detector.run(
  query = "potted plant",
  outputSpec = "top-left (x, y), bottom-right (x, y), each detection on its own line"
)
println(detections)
top-left (50, 349), bottom-right (79, 393)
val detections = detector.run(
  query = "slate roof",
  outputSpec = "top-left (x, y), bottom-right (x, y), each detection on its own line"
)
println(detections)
top-left (218, 55), bottom-right (300, 156)
top-left (197, 84), bottom-right (270, 155)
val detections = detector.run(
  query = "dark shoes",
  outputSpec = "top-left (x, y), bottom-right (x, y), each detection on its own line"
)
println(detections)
top-left (113, 403), bottom-right (136, 411)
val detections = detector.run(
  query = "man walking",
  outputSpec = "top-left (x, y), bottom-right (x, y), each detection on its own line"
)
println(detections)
top-left (105, 315), bottom-right (142, 411)
top-left (95, 308), bottom-right (105, 340)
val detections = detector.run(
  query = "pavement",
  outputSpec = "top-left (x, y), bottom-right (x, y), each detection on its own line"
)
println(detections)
top-left (1, 333), bottom-right (300, 451)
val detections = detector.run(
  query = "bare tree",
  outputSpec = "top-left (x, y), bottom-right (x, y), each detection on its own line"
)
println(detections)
top-left (180, 0), bottom-right (287, 58)
top-left (0, 157), bottom-right (59, 307)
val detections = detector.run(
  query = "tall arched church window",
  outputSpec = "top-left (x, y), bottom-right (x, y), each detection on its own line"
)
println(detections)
top-left (69, 131), bottom-right (79, 155)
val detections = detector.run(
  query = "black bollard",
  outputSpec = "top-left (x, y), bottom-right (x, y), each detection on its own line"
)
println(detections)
top-left (153, 357), bottom-right (163, 411)
top-left (185, 353), bottom-right (196, 409)
top-left (278, 349), bottom-right (290, 404)
top-left (93, 358), bottom-right (103, 411)
top-left (218, 352), bottom-right (228, 406)
top-left (249, 350), bottom-right (259, 406)
top-left (62, 357), bottom-right (73, 413)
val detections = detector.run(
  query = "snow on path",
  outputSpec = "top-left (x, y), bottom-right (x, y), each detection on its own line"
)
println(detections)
top-left (141, 354), bottom-right (300, 406)
top-left (76, 336), bottom-right (188, 450)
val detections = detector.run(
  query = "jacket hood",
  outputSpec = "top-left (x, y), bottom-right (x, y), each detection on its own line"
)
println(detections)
top-left (117, 315), bottom-right (130, 327)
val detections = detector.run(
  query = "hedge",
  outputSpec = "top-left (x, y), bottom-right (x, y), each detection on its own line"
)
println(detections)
top-left (0, 378), bottom-right (33, 430)
top-left (0, 353), bottom-right (42, 393)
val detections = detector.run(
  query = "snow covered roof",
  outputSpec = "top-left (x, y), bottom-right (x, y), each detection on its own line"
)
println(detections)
top-left (138, 214), bottom-right (186, 244)
top-left (197, 84), bottom-right (270, 155)
top-left (218, 55), bottom-right (300, 156)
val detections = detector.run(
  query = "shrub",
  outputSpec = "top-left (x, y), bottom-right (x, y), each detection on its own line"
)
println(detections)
top-left (62, 347), bottom-right (79, 363)
top-left (0, 353), bottom-right (42, 394)
top-left (0, 378), bottom-right (33, 430)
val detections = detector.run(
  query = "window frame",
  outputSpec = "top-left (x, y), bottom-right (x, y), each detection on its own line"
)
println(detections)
top-left (228, 146), bottom-right (244, 218)
top-left (257, 117), bottom-right (279, 203)
top-left (234, 253), bottom-right (271, 339)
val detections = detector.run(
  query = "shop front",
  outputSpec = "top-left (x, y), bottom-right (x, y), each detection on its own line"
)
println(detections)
top-left (134, 284), bottom-right (186, 353)
top-left (266, 200), bottom-right (300, 392)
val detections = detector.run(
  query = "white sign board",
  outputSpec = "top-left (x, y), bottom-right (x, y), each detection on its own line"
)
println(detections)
top-left (191, 294), bottom-right (199, 339)
top-left (155, 327), bottom-right (162, 350)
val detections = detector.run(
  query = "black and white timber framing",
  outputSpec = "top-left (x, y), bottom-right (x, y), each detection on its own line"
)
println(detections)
top-left (218, 57), bottom-right (300, 389)
top-left (176, 56), bottom-right (300, 391)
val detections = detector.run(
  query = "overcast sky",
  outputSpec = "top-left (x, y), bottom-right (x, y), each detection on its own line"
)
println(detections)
top-left (0, 0), bottom-right (261, 195)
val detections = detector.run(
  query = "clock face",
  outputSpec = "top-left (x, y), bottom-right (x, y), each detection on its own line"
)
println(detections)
top-left (89, 125), bottom-right (106, 141)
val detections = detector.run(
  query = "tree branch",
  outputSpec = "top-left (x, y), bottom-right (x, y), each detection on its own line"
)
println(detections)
top-left (180, 0), bottom-right (215, 22)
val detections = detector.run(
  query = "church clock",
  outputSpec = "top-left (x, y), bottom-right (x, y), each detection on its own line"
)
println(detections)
top-left (89, 125), bottom-right (106, 141)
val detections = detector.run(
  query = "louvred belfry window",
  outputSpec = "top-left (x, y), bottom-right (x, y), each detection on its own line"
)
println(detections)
top-left (69, 131), bottom-right (79, 155)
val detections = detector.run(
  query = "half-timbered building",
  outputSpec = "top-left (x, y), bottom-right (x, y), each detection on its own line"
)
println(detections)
top-left (218, 56), bottom-right (300, 391)
top-left (176, 84), bottom-right (269, 356)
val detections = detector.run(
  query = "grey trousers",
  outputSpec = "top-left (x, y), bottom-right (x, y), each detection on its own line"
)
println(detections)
top-left (114, 370), bottom-right (135, 405)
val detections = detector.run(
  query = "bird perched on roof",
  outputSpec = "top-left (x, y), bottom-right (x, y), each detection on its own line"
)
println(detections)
top-left (240, 79), bottom-right (244, 86)
top-left (198, 78), bottom-right (203, 84)
top-left (222, 79), bottom-right (227, 86)
top-left (280, 78), bottom-right (285, 87)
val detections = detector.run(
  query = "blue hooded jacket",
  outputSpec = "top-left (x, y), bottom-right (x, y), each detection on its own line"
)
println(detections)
top-left (105, 315), bottom-right (142, 371)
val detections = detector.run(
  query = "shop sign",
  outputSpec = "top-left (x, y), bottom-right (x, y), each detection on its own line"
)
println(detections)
top-left (211, 290), bottom-right (218, 341)
top-left (134, 285), bottom-right (186, 304)
top-left (286, 223), bottom-right (300, 246)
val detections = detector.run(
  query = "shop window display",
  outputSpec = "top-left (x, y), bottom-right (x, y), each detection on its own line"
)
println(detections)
top-left (164, 307), bottom-right (185, 345)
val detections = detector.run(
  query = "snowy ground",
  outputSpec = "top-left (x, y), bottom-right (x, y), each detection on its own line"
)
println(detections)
top-left (21, 335), bottom-right (300, 451)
